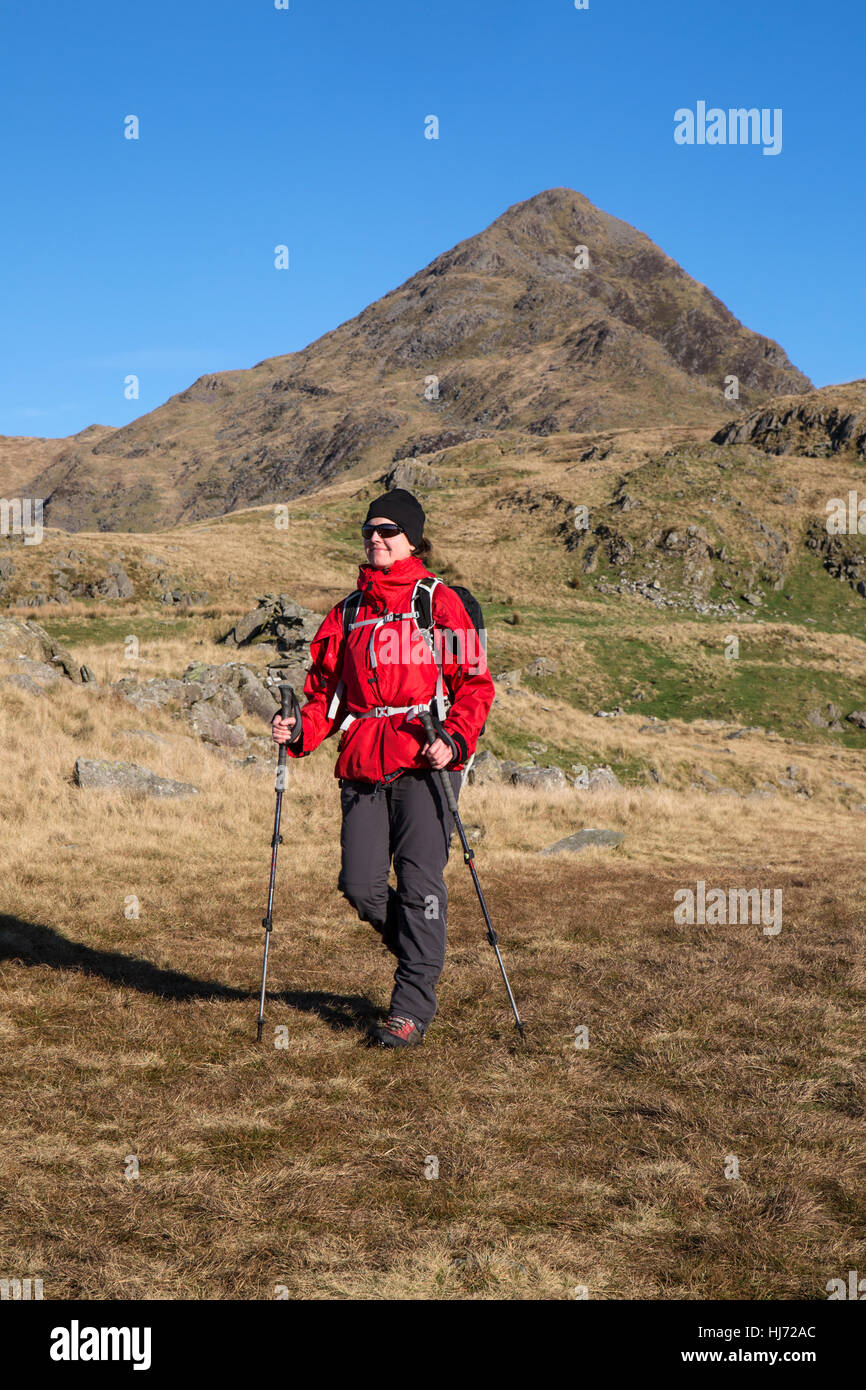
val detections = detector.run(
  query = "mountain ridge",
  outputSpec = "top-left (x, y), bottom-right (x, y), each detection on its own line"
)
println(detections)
top-left (1, 187), bottom-right (812, 532)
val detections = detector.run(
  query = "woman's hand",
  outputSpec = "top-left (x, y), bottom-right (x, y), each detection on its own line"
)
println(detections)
top-left (421, 737), bottom-right (454, 771)
top-left (271, 713), bottom-right (297, 745)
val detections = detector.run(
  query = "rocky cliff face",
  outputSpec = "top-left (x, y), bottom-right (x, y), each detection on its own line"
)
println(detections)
top-left (1, 187), bottom-right (812, 532)
top-left (713, 381), bottom-right (866, 459)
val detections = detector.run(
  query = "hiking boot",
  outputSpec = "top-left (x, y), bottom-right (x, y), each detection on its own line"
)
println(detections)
top-left (371, 1014), bottom-right (425, 1048)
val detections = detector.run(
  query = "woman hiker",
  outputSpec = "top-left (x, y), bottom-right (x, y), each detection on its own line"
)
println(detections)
top-left (271, 487), bottom-right (495, 1048)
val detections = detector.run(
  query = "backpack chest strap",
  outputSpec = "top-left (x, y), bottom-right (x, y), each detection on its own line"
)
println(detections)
top-left (349, 610), bottom-right (417, 670)
top-left (327, 577), bottom-right (449, 722)
top-left (337, 700), bottom-right (434, 732)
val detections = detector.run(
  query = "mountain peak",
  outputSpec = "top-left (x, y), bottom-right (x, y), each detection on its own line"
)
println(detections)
top-left (1, 190), bottom-right (812, 532)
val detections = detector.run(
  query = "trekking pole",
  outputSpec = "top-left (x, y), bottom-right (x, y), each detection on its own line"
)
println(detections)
top-left (256, 683), bottom-right (301, 1043)
top-left (419, 709), bottom-right (525, 1034)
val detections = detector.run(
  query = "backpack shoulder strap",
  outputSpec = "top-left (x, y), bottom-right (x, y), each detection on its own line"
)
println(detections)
top-left (341, 589), bottom-right (364, 636)
top-left (412, 574), bottom-right (439, 635)
top-left (327, 590), bottom-right (363, 721)
top-left (412, 575), bottom-right (449, 720)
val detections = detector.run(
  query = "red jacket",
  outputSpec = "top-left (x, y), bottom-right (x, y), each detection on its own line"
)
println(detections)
top-left (286, 554), bottom-right (495, 783)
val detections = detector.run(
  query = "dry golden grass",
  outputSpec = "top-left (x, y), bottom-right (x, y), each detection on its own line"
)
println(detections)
top-left (1, 664), bottom-right (864, 1300)
top-left (2, 430), bottom-right (865, 1299)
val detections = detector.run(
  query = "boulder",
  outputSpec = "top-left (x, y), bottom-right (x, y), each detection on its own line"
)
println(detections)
top-left (466, 750), bottom-right (502, 785)
top-left (203, 686), bottom-right (243, 723)
top-left (188, 705), bottom-right (247, 747)
top-left (263, 656), bottom-right (310, 693)
top-left (382, 461), bottom-right (444, 491)
top-left (499, 759), bottom-right (535, 780)
top-left (0, 672), bottom-right (46, 697)
top-left (221, 595), bottom-right (323, 650)
top-left (0, 617), bottom-right (82, 682)
top-left (0, 617), bottom-right (55, 662)
top-left (112, 677), bottom-right (204, 711)
top-left (525, 657), bottom-right (559, 678)
top-left (13, 658), bottom-right (63, 688)
top-left (74, 758), bottom-right (199, 797)
top-left (587, 765), bottom-right (622, 791)
top-left (181, 661), bottom-right (280, 723)
top-left (235, 667), bottom-right (279, 721)
top-left (232, 605), bottom-right (272, 646)
top-left (846, 710), bottom-right (866, 729)
top-left (511, 765), bottom-right (567, 790)
top-left (539, 828), bottom-right (625, 854)
top-left (807, 702), bottom-right (846, 731)
top-left (49, 649), bottom-right (82, 682)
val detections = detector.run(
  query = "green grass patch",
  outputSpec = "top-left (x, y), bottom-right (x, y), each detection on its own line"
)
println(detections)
top-left (38, 611), bottom-right (206, 647)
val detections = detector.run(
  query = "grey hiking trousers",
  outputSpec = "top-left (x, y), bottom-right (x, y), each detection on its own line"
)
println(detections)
top-left (337, 769), bottom-right (463, 1030)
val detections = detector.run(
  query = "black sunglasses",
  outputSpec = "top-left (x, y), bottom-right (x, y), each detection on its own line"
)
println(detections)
top-left (361, 523), bottom-right (404, 540)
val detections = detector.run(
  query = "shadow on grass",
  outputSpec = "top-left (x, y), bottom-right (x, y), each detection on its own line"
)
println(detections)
top-left (0, 914), bottom-right (380, 1034)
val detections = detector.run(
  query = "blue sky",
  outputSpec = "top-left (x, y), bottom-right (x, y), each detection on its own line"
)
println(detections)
top-left (1, 0), bottom-right (863, 438)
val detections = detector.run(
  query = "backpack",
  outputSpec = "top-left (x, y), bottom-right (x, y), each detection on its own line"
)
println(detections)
top-left (327, 574), bottom-right (488, 736)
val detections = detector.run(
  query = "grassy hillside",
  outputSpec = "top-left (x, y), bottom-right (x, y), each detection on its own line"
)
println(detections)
top-left (1, 411), bottom-right (864, 1299)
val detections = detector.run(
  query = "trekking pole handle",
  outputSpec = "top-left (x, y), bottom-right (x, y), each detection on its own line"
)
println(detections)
top-left (419, 709), bottom-right (459, 817)
top-left (278, 683), bottom-right (302, 747)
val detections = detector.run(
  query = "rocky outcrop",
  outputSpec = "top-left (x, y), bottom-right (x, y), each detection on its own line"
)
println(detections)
top-left (392, 430), bottom-right (480, 462)
top-left (511, 765), bottom-right (568, 790)
top-left (380, 461), bottom-right (444, 491)
top-left (110, 660), bottom-right (282, 747)
top-left (0, 616), bottom-right (85, 683)
top-left (805, 519), bottom-right (866, 598)
top-left (466, 748), bottom-right (623, 792)
top-left (806, 703), bottom-right (847, 732)
top-left (219, 594), bottom-right (322, 652)
top-left (1, 672), bottom-right (48, 697)
top-left (111, 677), bottom-right (202, 713)
top-left (713, 384), bottom-right (866, 459)
top-left (188, 704), bottom-right (246, 748)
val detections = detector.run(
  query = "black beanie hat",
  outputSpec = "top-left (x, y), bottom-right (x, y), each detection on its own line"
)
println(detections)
top-left (364, 488), bottom-right (426, 549)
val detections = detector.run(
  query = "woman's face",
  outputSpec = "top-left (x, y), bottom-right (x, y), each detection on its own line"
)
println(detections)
top-left (364, 516), bottom-right (415, 568)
